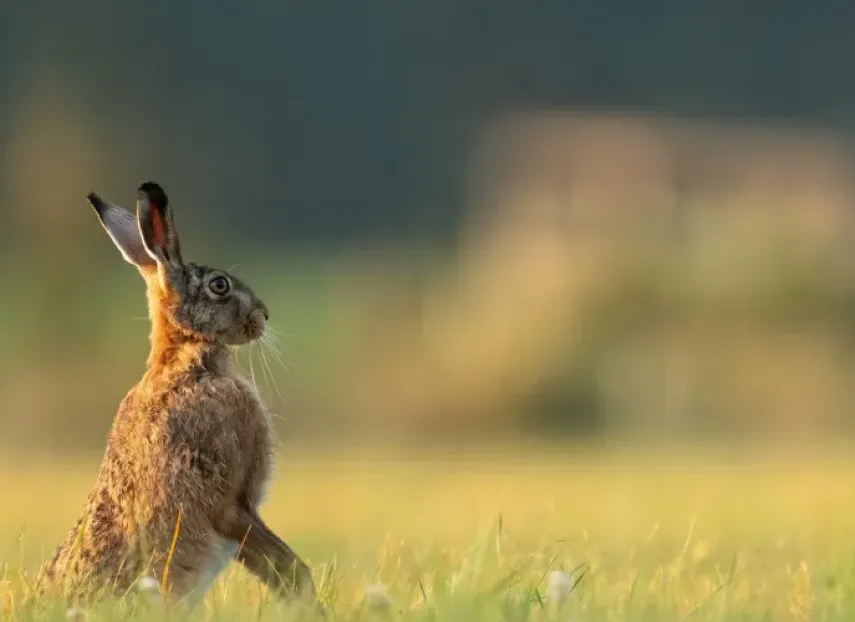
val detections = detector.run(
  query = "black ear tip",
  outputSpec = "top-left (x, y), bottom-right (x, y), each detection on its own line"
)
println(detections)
top-left (87, 191), bottom-right (106, 213)
top-left (138, 181), bottom-right (169, 207)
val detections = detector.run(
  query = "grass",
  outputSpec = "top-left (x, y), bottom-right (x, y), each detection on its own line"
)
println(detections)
top-left (2, 442), bottom-right (855, 620)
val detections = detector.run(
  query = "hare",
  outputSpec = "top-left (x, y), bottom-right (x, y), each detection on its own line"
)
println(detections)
top-left (38, 182), bottom-right (315, 607)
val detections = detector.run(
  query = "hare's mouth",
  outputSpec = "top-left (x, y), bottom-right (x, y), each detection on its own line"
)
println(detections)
top-left (244, 312), bottom-right (267, 341)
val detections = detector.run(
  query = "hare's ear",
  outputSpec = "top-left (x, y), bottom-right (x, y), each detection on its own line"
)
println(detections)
top-left (88, 192), bottom-right (157, 269)
top-left (136, 181), bottom-right (183, 268)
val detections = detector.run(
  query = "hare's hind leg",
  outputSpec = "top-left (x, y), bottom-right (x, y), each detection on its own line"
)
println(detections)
top-left (146, 533), bottom-right (228, 610)
top-left (174, 535), bottom-right (240, 611)
top-left (216, 505), bottom-right (315, 599)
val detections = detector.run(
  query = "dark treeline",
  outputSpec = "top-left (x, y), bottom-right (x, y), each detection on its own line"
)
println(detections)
top-left (2, 0), bottom-right (854, 246)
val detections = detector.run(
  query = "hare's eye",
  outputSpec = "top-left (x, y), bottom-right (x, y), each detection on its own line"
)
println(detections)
top-left (208, 276), bottom-right (231, 296)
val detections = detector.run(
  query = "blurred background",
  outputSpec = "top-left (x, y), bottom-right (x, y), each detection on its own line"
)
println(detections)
top-left (3, 1), bottom-right (855, 454)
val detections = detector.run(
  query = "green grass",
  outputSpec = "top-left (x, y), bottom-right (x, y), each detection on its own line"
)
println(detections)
top-left (3, 443), bottom-right (855, 620)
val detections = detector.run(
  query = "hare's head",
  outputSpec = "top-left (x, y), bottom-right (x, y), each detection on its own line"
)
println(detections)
top-left (89, 182), bottom-right (269, 346)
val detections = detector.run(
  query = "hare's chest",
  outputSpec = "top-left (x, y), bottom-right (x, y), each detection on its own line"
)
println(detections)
top-left (238, 381), bottom-right (274, 454)
top-left (233, 377), bottom-right (276, 507)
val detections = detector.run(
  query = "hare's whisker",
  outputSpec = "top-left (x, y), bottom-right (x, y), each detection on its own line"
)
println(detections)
top-left (259, 343), bottom-right (287, 404)
top-left (260, 330), bottom-right (290, 369)
top-left (265, 323), bottom-right (293, 341)
top-left (247, 344), bottom-right (260, 397)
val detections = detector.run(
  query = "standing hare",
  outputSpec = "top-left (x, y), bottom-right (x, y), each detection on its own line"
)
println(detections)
top-left (38, 182), bottom-right (315, 607)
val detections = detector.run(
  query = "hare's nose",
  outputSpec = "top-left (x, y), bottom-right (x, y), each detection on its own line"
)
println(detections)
top-left (259, 304), bottom-right (269, 321)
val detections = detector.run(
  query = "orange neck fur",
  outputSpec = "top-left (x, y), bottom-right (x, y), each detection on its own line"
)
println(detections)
top-left (144, 278), bottom-right (229, 374)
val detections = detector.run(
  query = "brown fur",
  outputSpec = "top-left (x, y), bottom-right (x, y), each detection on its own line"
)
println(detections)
top-left (38, 183), bottom-right (315, 606)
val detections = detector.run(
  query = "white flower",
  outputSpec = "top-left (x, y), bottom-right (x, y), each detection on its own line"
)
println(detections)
top-left (65, 607), bottom-right (85, 621)
top-left (363, 583), bottom-right (392, 609)
top-left (547, 570), bottom-right (573, 604)
top-left (138, 576), bottom-right (159, 592)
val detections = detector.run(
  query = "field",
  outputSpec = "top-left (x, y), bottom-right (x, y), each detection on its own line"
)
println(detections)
top-left (2, 442), bottom-right (855, 621)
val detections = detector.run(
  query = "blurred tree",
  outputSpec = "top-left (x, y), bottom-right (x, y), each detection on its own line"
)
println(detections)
top-left (3, 0), bottom-right (855, 248)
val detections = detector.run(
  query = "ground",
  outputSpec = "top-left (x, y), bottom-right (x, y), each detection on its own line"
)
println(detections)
top-left (1, 442), bottom-right (854, 620)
